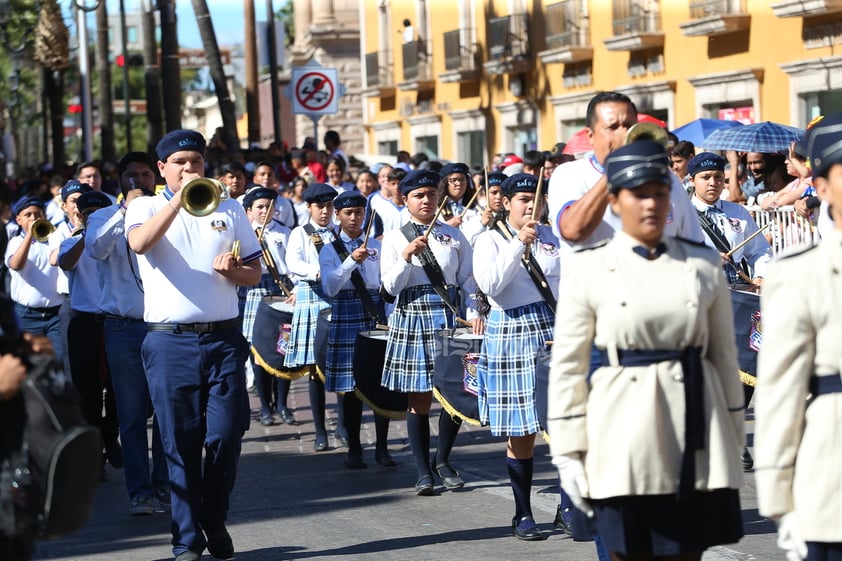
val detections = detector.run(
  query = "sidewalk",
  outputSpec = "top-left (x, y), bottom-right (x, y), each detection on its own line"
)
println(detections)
top-left (33, 378), bottom-right (778, 561)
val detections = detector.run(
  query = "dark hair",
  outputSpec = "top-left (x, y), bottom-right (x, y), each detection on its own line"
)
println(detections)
top-left (75, 160), bottom-right (101, 177)
top-left (220, 161), bottom-right (245, 175)
top-left (438, 170), bottom-right (476, 206)
top-left (670, 141), bottom-right (696, 160)
top-left (323, 130), bottom-right (340, 146)
top-left (356, 168), bottom-right (376, 182)
top-left (410, 152), bottom-right (429, 167)
top-left (387, 168), bottom-right (408, 183)
top-left (325, 156), bottom-right (346, 173)
top-left (254, 160), bottom-right (277, 174)
top-left (586, 91), bottom-right (636, 130)
top-left (117, 152), bottom-right (154, 176)
top-left (523, 150), bottom-right (546, 169)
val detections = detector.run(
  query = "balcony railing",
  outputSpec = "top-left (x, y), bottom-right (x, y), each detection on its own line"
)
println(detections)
top-left (444, 29), bottom-right (479, 71)
top-left (488, 14), bottom-right (529, 60)
top-left (689, 0), bottom-right (746, 18)
top-left (612, 0), bottom-right (660, 36)
top-left (402, 40), bottom-right (427, 81)
top-left (546, 0), bottom-right (588, 49)
top-left (365, 50), bottom-right (393, 90)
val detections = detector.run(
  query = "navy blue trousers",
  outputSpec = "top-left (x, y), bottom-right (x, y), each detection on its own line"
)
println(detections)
top-left (142, 327), bottom-right (250, 557)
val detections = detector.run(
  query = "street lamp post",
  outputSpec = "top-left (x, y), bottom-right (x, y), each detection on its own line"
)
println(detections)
top-left (0, 0), bottom-right (33, 179)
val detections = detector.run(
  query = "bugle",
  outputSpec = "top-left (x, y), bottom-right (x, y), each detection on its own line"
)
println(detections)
top-left (31, 218), bottom-right (55, 242)
top-left (625, 121), bottom-right (670, 147)
top-left (181, 178), bottom-right (229, 217)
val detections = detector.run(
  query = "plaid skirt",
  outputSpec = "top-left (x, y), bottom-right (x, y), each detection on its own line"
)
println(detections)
top-left (242, 273), bottom-right (285, 343)
top-left (325, 289), bottom-right (379, 393)
top-left (284, 281), bottom-right (330, 368)
top-left (477, 301), bottom-right (554, 436)
top-left (382, 285), bottom-right (455, 393)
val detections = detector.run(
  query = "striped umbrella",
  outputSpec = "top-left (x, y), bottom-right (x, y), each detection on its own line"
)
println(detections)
top-left (701, 121), bottom-right (805, 153)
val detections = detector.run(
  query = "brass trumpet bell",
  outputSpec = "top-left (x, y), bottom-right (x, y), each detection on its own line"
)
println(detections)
top-left (31, 218), bottom-right (55, 242)
top-left (180, 178), bottom-right (228, 217)
top-left (625, 121), bottom-right (670, 147)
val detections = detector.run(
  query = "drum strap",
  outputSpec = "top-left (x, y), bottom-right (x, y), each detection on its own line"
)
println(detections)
top-left (329, 237), bottom-right (386, 325)
top-left (303, 223), bottom-right (327, 254)
top-left (495, 222), bottom-right (557, 314)
top-left (696, 210), bottom-right (750, 281)
top-left (399, 221), bottom-right (462, 319)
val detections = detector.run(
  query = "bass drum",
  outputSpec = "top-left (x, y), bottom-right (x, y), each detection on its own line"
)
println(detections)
top-left (730, 286), bottom-right (761, 387)
top-left (353, 329), bottom-right (408, 419)
top-left (433, 327), bottom-right (483, 426)
top-left (250, 296), bottom-right (308, 380)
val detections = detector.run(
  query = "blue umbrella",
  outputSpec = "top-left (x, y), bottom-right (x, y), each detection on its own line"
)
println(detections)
top-left (701, 121), bottom-right (805, 153)
top-left (671, 118), bottom-right (743, 147)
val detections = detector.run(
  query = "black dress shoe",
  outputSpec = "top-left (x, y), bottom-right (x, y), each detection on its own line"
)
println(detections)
top-left (512, 515), bottom-right (545, 541)
top-left (345, 452), bottom-right (367, 469)
top-left (553, 504), bottom-right (573, 534)
top-left (279, 408), bottom-right (296, 425)
top-left (432, 462), bottom-right (464, 489)
top-left (334, 429), bottom-right (349, 447)
top-left (206, 527), bottom-right (234, 559)
top-left (259, 413), bottom-right (276, 426)
top-left (414, 475), bottom-right (434, 496)
top-left (742, 447), bottom-right (754, 472)
top-left (374, 450), bottom-right (397, 467)
top-left (314, 437), bottom-right (329, 452)
top-left (105, 440), bottom-right (124, 469)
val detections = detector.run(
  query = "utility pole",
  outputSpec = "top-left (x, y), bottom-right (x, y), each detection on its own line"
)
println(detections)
top-left (266, 0), bottom-right (281, 145)
top-left (141, 0), bottom-right (163, 152)
top-left (245, 0), bottom-right (259, 146)
top-left (96, 1), bottom-right (115, 162)
top-left (158, 0), bottom-right (181, 132)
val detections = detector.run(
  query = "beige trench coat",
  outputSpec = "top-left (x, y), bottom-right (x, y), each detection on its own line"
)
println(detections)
top-left (547, 231), bottom-right (744, 499)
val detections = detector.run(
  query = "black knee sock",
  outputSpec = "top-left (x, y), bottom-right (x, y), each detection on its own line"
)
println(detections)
top-left (435, 412), bottom-right (462, 467)
top-left (507, 457), bottom-right (534, 520)
top-left (342, 393), bottom-right (363, 454)
top-left (335, 394), bottom-right (347, 436)
top-left (374, 415), bottom-right (390, 453)
top-left (406, 412), bottom-right (431, 479)
top-left (276, 377), bottom-right (291, 411)
top-left (252, 362), bottom-right (273, 416)
top-left (309, 376), bottom-right (326, 438)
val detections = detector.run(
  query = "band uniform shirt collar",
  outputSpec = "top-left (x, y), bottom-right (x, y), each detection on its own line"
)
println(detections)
top-left (614, 230), bottom-right (668, 260)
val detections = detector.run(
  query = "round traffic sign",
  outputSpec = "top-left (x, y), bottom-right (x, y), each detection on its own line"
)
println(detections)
top-left (294, 71), bottom-right (335, 112)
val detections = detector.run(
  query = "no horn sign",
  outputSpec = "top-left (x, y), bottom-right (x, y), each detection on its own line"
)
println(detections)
top-left (292, 68), bottom-right (339, 115)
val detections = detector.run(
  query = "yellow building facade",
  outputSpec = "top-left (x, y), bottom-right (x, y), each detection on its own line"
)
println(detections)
top-left (358, 0), bottom-right (842, 168)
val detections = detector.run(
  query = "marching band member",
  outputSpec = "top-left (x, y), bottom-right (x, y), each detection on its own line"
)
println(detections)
top-left (473, 173), bottom-right (560, 540)
top-left (439, 162), bottom-right (484, 242)
top-left (548, 140), bottom-right (745, 560)
top-left (285, 183), bottom-right (347, 451)
top-left (756, 112), bottom-right (842, 561)
top-left (380, 169), bottom-right (481, 496)
top-left (240, 187), bottom-right (295, 427)
top-left (126, 129), bottom-right (262, 561)
top-left (318, 191), bottom-right (393, 469)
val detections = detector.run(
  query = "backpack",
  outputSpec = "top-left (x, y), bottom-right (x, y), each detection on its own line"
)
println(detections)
top-left (21, 355), bottom-right (101, 540)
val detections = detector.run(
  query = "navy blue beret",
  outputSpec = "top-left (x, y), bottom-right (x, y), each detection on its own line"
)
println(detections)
top-left (605, 140), bottom-right (672, 194)
top-left (61, 180), bottom-right (92, 202)
top-left (482, 172), bottom-right (508, 188)
top-left (156, 129), bottom-right (206, 162)
top-left (439, 162), bottom-right (470, 179)
top-left (333, 191), bottom-right (367, 210)
top-left (77, 191), bottom-right (113, 213)
top-left (303, 183), bottom-right (338, 204)
top-left (13, 196), bottom-right (45, 216)
top-left (399, 170), bottom-right (440, 196)
top-left (807, 112), bottom-right (842, 178)
top-left (687, 152), bottom-right (726, 177)
top-left (500, 173), bottom-right (540, 197)
top-left (242, 187), bottom-right (278, 209)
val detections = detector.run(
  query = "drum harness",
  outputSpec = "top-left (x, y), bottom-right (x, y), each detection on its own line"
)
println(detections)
top-left (696, 209), bottom-right (752, 284)
top-left (328, 237), bottom-right (387, 325)
top-left (494, 222), bottom-right (557, 313)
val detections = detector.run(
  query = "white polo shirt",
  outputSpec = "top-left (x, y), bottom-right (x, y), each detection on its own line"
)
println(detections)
top-left (48, 221), bottom-right (74, 295)
top-left (125, 189), bottom-right (262, 323)
top-left (368, 191), bottom-right (405, 233)
top-left (5, 236), bottom-right (63, 308)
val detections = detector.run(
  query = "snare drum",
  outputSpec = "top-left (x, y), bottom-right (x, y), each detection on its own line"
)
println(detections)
top-left (251, 296), bottom-right (308, 380)
top-left (433, 328), bottom-right (483, 426)
top-left (353, 329), bottom-right (408, 419)
top-left (314, 308), bottom-right (331, 383)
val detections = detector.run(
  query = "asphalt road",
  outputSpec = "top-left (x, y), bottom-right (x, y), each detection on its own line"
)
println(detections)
top-left (33, 379), bottom-right (781, 561)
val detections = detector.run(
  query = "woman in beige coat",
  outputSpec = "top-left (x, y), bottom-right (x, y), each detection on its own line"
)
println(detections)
top-left (547, 140), bottom-right (745, 561)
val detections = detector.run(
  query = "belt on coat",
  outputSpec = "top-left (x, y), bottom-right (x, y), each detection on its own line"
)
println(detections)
top-left (600, 347), bottom-right (704, 499)
top-left (146, 318), bottom-right (240, 334)
top-left (809, 374), bottom-right (842, 398)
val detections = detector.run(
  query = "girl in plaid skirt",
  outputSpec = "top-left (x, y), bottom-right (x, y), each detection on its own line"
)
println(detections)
top-left (474, 173), bottom-right (560, 541)
top-left (380, 170), bottom-right (483, 496)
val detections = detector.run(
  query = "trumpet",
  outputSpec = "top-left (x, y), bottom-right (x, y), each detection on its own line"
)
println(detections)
top-left (31, 218), bottom-right (55, 242)
top-left (181, 177), bottom-right (229, 217)
top-left (625, 121), bottom-right (670, 147)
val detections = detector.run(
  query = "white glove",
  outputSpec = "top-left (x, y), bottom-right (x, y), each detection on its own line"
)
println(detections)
top-left (552, 454), bottom-right (593, 518)
top-left (776, 512), bottom-right (807, 561)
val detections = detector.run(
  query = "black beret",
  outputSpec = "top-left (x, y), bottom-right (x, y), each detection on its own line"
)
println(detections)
top-left (156, 129), bottom-right (206, 162)
top-left (333, 191), bottom-right (367, 209)
top-left (687, 152), bottom-right (726, 177)
top-left (76, 191), bottom-right (113, 213)
top-left (242, 187), bottom-right (278, 209)
top-left (500, 173), bottom-right (539, 197)
top-left (398, 170), bottom-right (440, 196)
top-left (807, 112), bottom-right (842, 178)
top-left (439, 162), bottom-right (470, 179)
top-left (605, 140), bottom-right (672, 194)
top-left (303, 183), bottom-right (338, 204)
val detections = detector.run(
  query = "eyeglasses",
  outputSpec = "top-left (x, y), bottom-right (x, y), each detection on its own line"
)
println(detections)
top-left (447, 177), bottom-right (466, 185)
